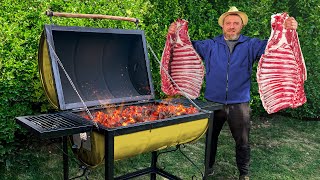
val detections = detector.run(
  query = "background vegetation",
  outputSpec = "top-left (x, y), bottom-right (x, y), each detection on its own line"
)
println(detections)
top-left (0, 0), bottom-right (319, 174)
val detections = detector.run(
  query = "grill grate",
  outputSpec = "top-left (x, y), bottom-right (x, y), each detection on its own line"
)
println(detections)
top-left (26, 114), bottom-right (81, 130)
top-left (16, 112), bottom-right (93, 138)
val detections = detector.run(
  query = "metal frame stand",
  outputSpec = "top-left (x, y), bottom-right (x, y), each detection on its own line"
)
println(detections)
top-left (204, 112), bottom-right (214, 179)
top-left (63, 136), bottom-right (69, 180)
top-left (62, 113), bottom-right (215, 180)
top-left (104, 129), bottom-right (184, 180)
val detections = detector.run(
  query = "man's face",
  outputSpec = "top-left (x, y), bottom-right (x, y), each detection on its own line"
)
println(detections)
top-left (222, 14), bottom-right (243, 40)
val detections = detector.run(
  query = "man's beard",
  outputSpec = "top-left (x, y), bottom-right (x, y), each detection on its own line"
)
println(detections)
top-left (224, 33), bottom-right (240, 40)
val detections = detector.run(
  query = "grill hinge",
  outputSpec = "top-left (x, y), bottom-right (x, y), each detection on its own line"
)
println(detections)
top-left (138, 99), bottom-right (153, 103)
top-left (72, 107), bottom-right (87, 111)
top-left (71, 105), bottom-right (104, 112)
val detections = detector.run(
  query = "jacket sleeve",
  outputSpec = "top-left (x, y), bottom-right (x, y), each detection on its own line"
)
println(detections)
top-left (191, 40), bottom-right (211, 60)
top-left (251, 38), bottom-right (268, 62)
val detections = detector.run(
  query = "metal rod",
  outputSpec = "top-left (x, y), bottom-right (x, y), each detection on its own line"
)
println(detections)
top-left (203, 113), bottom-right (215, 180)
top-left (45, 10), bottom-right (139, 24)
top-left (150, 151), bottom-right (157, 180)
top-left (105, 131), bottom-right (115, 180)
top-left (46, 40), bottom-right (99, 129)
top-left (62, 136), bottom-right (69, 180)
top-left (156, 168), bottom-right (182, 180)
top-left (178, 145), bottom-right (204, 179)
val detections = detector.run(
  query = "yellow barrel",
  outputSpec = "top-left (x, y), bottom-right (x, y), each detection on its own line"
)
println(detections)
top-left (73, 118), bottom-right (208, 167)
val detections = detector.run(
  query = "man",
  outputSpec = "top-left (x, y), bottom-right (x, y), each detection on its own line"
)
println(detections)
top-left (168, 6), bottom-right (298, 180)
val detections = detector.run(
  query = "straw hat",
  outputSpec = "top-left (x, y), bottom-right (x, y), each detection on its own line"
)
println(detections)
top-left (218, 6), bottom-right (248, 27)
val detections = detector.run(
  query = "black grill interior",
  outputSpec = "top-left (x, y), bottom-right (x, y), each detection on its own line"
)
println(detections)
top-left (52, 30), bottom-right (151, 104)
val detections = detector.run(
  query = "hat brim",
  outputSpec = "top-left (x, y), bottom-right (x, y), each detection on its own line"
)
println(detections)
top-left (218, 11), bottom-right (248, 27)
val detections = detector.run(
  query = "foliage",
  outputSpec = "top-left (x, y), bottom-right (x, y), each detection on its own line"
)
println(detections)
top-left (0, 0), bottom-right (46, 161)
top-left (0, 0), bottom-right (319, 163)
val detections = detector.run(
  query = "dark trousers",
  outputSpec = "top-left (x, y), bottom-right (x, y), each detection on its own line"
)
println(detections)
top-left (209, 103), bottom-right (251, 176)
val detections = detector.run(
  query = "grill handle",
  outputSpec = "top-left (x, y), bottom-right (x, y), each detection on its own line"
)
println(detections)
top-left (45, 11), bottom-right (139, 24)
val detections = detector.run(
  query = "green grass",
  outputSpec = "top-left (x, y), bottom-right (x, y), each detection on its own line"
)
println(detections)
top-left (1, 115), bottom-right (319, 180)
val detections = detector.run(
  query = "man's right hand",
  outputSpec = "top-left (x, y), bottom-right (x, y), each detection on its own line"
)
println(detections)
top-left (168, 22), bottom-right (177, 34)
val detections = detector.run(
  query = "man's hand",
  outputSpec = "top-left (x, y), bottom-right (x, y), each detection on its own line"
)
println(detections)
top-left (168, 22), bottom-right (177, 34)
top-left (284, 17), bottom-right (298, 30)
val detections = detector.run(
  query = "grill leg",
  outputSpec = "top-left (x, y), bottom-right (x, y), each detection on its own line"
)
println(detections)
top-left (150, 151), bottom-right (157, 180)
top-left (204, 113), bottom-right (214, 180)
top-left (63, 136), bottom-right (69, 180)
top-left (105, 131), bottom-right (115, 180)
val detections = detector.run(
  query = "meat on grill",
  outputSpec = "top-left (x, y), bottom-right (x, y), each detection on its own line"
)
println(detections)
top-left (256, 13), bottom-right (307, 114)
top-left (160, 19), bottom-right (204, 99)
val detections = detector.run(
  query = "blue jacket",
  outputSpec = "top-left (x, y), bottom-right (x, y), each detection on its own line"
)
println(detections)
top-left (192, 34), bottom-right (267, 104)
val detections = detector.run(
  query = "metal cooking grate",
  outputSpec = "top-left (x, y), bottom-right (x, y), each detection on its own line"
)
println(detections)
top-left (16, 112), bottom-right (93, 138)
top-left (26, 114), bottom-right (81, 130)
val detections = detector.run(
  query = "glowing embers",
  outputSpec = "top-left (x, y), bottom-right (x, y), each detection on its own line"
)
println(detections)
top-left (82, 103), bottom-right (198, 128)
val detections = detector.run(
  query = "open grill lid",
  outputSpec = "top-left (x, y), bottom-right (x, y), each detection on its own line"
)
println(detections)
top-left (39, 25), bottom-right (155, 110)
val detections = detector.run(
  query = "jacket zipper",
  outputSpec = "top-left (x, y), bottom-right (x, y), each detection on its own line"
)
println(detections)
top-left (225, 49), bottom-right (231, 104)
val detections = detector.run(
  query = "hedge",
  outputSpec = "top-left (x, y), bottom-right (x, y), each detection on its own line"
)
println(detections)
top-left (1, 0), bottom-right (319, 162)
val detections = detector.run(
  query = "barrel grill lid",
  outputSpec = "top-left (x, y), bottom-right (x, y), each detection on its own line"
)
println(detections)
top-left (38, 25), bottom-right (154, 110)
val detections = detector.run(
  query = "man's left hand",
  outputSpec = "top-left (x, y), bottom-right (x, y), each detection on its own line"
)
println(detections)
top-left (284, 17), bottom-right (298, 30)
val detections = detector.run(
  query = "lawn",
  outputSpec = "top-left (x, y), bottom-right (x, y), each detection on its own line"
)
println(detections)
top-left (1, 115), bottom-right (319, 180)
